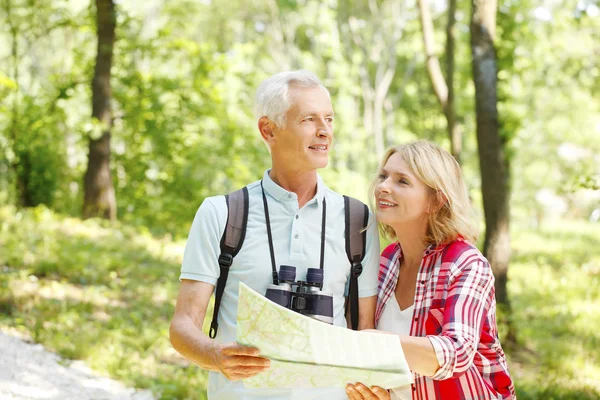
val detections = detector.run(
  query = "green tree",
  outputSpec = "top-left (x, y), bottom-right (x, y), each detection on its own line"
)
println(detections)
top-left (337, 0), bottom-right (411, 158)
top-left (470, 0), bottom-right (515, 342)
top-left (83, 0), bottom-right (117, 220)
top-left (0, 0), bottom-right (74, 208)
top-left (417, 0), bottom-right (462, 161)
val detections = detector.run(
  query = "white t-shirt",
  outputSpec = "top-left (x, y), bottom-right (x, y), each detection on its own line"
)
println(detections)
top-left (180, 170), bottom-right (381, 399)
top-left (377, 292), bottom-right (415, 400)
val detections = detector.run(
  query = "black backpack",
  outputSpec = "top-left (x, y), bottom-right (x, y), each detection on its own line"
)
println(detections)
top-left (208, 186), bottom-right (369, 338)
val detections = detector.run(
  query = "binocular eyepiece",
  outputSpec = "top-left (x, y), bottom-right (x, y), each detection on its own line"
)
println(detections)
top-left (265, 265), bottom-right (334, 324)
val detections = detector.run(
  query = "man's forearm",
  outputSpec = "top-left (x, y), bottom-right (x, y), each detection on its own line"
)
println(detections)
top-left (345, 295), bottom-right (376, 330)
top-left (169, 316), bottom-right (222, 371)
top-left (358, 295), bottom-right (376, 330)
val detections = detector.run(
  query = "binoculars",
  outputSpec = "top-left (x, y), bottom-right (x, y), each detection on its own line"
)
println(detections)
top-left (265, 265), bottom-right (334, 324)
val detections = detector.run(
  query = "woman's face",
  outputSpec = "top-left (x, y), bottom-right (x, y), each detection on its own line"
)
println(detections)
top-left (375, 153), bottom-right (433, 229)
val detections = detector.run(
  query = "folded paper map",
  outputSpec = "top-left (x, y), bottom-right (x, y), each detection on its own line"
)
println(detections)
top-left (236, 282), bottom-right (413, 389)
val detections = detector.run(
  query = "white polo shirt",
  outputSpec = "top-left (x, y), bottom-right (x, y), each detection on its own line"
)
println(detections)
top-left (180, 170), bottom-right (380, 399)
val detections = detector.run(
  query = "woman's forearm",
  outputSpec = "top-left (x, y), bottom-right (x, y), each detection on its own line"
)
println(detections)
top-left (398, 335), bottom-right (440, 377)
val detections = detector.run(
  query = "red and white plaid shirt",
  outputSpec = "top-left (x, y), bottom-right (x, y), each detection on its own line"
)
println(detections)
top-left (375, 239), bottom-right (515, 400)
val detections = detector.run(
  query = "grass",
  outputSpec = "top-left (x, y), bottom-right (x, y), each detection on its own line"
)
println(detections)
top-left (0, 205), bottom-right (208, 400)
top-left (509, 220), bottom-right (600, 400)
top-left (1, 205), bottom-right (599, 399)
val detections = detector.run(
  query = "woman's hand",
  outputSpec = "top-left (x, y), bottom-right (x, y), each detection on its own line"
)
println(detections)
top-left (346, 383), bottom-right (391, 400)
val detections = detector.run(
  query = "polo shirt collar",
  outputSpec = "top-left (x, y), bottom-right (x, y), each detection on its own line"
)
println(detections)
top-left (261, 169), bottom-right (326, 205)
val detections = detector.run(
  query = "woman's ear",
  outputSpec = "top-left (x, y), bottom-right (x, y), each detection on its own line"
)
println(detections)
top-left (428, 191), bottom-right (448, 214)
top-left (436, 191), bottom-right (448, 212)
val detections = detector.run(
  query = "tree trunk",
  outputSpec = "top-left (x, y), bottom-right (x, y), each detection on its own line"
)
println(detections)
top-left (445, 0), bottom-right (461, 162)
top-left (83, 0), bottom-right (116, 220)
top-left (417, 0), bottom-right (461, 162)
top-left (373, 66), bottom-right (396, 157)
top-left (4, 0), bottom-right (27, 206)
top-left (470, 0), bottom-right (515, 343)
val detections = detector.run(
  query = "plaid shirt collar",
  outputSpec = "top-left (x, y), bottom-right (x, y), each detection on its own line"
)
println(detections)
top-left (375, 239), bottom-right (457, 323)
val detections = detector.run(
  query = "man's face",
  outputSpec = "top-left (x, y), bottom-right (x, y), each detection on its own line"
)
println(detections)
top-left (270, 85), bottom-right (334, 171)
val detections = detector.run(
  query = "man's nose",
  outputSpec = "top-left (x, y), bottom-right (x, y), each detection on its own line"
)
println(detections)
top-left (316, 120), bottom-right (331, 137)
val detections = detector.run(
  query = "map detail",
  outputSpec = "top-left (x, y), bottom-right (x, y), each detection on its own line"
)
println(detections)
top-left (236, 282), bottom-right (413, 389)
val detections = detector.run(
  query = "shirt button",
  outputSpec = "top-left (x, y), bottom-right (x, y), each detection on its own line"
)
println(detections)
top-left (412, 385), bottom-right (416, 391)
top-left (295, 215), bottom-right (299, 219)
top-left (294, 234), bottom-right (299, 239)
top-left (414, 317), bottom-right (418, 321)
top-left (421, 280), bottom-right (425, 284)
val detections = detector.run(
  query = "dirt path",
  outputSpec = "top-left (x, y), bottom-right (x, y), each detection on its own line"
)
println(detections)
top-left (0, 329), bottom-right (154, 400)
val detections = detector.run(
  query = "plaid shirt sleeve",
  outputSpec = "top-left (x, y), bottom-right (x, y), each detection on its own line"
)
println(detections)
top-left (428, 253), bottom-right (495, 380)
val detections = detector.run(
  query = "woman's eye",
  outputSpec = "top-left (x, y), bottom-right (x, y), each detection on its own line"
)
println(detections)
top-left (378, 174), bottom-right (387, 180)
top-left (399, 179), bottom-right (408, 185)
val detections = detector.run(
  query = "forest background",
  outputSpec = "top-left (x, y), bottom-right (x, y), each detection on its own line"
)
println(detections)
top-left (0, 0), bottom-right (599, 399)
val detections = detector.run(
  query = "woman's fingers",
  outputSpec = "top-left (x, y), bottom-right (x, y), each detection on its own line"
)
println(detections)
top-left (346, 384), bottom-right (364, 399)
top-left (355, 383), bottom-right (378, 400)
top-left (347, 383), bottom-right (390, 400)
top-left (371, 386), bottom-right (391, 399)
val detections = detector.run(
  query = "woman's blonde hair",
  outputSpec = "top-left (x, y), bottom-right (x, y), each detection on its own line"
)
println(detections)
top-left (369, 140), bottom-right (479, 246)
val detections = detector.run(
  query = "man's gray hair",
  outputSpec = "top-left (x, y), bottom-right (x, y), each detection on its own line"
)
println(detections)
top-left (255, 70), bottom-right (329, 128)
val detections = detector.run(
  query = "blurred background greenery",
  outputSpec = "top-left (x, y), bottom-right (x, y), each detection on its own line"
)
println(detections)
top-left (0, 0), bottom-right (598, 399)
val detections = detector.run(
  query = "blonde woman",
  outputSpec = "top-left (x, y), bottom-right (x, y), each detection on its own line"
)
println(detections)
top-left (346, 141), bottom-right (515, 400)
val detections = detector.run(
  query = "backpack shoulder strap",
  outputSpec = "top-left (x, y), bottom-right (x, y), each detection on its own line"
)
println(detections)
top-left (343, 195), bottom-right (369, 331)
top-left (209, 186), bottom-right (249, 339)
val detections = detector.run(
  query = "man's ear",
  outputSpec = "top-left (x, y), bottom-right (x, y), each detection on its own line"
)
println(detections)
top-left (258, 117), bottom-right (276, 145)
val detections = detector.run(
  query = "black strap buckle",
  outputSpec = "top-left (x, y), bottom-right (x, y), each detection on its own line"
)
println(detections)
top-left (218, 253), bottom-right (233, 268)
top-left (351, 262), bottom-right (363, 278)
top-left (209, 321), bottom-right (218, 339)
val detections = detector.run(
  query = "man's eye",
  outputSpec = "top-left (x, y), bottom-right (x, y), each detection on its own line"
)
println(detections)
top-left (304, 117), bottom-right (314, 122)
top-left (326, 118), bottom-right (333, 123)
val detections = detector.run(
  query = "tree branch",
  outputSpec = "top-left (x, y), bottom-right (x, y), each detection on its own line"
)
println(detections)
top-left (418, 0), bottom-right (448, 109)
